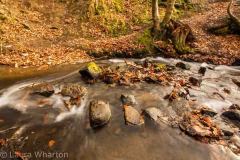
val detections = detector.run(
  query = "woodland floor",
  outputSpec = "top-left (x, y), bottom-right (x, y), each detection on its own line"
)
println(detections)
top-left (181, 2), bottom-right (240, 65)
top-left (0, 1), bottom-right (239, 68)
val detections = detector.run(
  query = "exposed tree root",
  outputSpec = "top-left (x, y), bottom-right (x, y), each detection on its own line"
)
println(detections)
top-left (154, 20), bottom-right (195, 54)
top-left (208, 0), bottom-right (240, 35)
top-left (227, 0), bottom-right (240, 29)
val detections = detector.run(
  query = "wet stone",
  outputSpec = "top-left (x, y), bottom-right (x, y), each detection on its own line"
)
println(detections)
top-left (223, 88), bottom-right (231, 94)
top-left (79, 62), bottom-right (102, 81)
top-left (180, 113), bottom-right (222, 139)
top-left (189, 77), bottom-right (201, 86)
top-left (123, 105), bottom-right (144, 126)
top-left (232, 58), bottom-right (240, 66)
top-left (222, 110), bottom-right (240, 125)
top-left (61, 83), bottom-right (87, 99)
top-left (200, 107), bottom-right (217, 117)
top-left (89, 100), bottom-right (111, 128)
top-left (176, 62), bottom-right (191, 70)
top-left (166, 65), bottom-right (176, 71)
top-left (198, 67), bottom-right (207, 76)
top-left (229, 104), bottom-right (240, 110)
top-left (121, 94), bottom-right (137, 106)
top-left (32, 83), bottom-right (54, 97)
top-left (218, 123), bottom-right (234, 137)
top-left (143, 107), bottom-right (163, 122)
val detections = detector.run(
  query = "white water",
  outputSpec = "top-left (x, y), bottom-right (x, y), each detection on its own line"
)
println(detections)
top-left (55, 96), bottom-right (88, 122)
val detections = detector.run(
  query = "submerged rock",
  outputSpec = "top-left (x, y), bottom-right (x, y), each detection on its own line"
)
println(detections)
top-left (61, 83), bottom-right (87, 99)
top-left (79, 62), bottom-right (102, 81)
top-left (143, 107), bottom-right (163, 121)
top-left (123, 105), bottom-right (144, 126)
top-left (89, 100), bottom-right (111, 128)
top-left (32, 83), bottom-right (54, 97)
top-left (176, 62), bottom-right (191, 70)
top-left (120, 94), bottom-right (137, 106)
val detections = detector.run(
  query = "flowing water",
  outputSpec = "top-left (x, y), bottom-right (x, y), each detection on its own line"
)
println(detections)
top-left (0, 58), bottom-right (239, 160)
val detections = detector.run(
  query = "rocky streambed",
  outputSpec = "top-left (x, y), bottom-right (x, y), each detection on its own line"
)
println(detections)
top-left (0, 58), bottom-right (240, 160)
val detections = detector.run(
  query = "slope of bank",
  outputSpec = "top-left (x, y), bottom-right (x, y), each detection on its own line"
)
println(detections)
top-left (0, 0), bottom-right (239, 68)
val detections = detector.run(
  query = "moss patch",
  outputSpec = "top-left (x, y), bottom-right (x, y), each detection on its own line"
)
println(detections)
top-left (136, 29), bottom-right (154, 53)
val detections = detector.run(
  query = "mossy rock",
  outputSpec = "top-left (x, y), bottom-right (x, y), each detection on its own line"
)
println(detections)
top-left (87, 62), bottom-right (102, 76)
top-left (79, 62), bottom-right (102, 80)
top-left (154, 63), bottom-right (167, 71)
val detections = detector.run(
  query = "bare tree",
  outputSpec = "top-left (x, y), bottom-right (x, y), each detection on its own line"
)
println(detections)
top-left (151, 0), bottom-right (193, 53)
top-left (152, 0), bottom-right (160, 32)
top-left (162, 0), bottom-right (176, 25)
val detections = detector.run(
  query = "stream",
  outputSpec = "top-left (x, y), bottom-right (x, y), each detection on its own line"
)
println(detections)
top-left (0, 57), bottom-right (240, 160)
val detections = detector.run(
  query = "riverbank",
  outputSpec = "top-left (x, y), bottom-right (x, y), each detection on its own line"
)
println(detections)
top-left (0, 1), bottom-right (239, 68)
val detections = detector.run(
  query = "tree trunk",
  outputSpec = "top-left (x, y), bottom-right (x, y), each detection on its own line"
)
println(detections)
top-left (162, 0), bottom-right (176, 25)
top-left (227, 0), bottom-right (240, 29)
top-left (152, 0), bottom-right (160, 33)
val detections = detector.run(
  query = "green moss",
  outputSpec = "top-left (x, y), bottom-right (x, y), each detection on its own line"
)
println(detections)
top-left (103, 15), bottom-right (128, 36)
top-left (113, 0), bottom-right (123, 12)
top-left (79, 0), bottom-right (151, 37)
top-left (0, 13), bottom-right (7, 21)
top-left (154, 63), bottom-right (167, 71)
top-left (87, 62), bottom-right (102, 75)
top-left (136, 29), bottom-right (154, 52)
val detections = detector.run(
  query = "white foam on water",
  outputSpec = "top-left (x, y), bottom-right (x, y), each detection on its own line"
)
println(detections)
top-left (0, 82), bottom-right (36, 108)
top-left (215, 65), bottom-right (240, 76)
top-left (210, 145), bottom-right (240, 160)
top-left (201, 99), bottom-right (232, 112)
top-left (201, 62), bottom-right (209, 67)
top-left (11, 125), bottom-right (29, 139)
top-left (0, 69), bottom-right (79, 110)
top-left (155, 57), bottom-right (175, 63)
top-left (52, 95), bottom-right (66, 109)
top-left (55, 97), bottom-right (88, 122)
top-left (108, 59), bottom-right (125, 63)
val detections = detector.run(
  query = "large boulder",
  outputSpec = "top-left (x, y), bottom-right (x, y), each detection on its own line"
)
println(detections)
top-left (123, 105), bottom-right (144, 126)
top-left (89, 100), bottom-right (111, 128)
